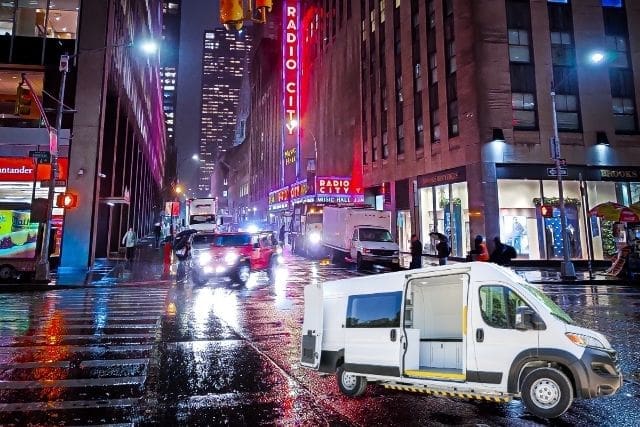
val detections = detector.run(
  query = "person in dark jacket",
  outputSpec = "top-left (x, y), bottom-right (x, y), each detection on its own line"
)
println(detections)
top-left (490, 236), bottom-right (517, 266)
top-left (436, 237), bottom-right (451, 265)
top-left (279, 224), bottom-right (286, 246)
top-left (409, 234), bottom-right (423, 269)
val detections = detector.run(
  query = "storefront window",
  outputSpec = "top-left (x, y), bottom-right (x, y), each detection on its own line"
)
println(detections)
top-left (498, 179), bottom-right (541, 259)
top-left (587, 181), bottom-right (619, 260)
top-left (0, 2), bottom-right (15, 35)
top-left (450, 182), bottom-right (469, 257)
top-left (631, 183), bottom-right (640, 205)
top-left (419, 182), bottom-right (469, 257)
top-left (15, 0), bottom-right (46, 37)
top-left (46, 0), bottom-right (78, 39)
top-left (397, 210), bottom-right (411, 253)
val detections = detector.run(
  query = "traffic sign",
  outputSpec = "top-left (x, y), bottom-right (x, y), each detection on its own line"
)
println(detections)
top-left (547, 167), bottom-right (568, 177)
top-left (549, 137), bottom-right (560, 160)
top-left (29, 150), bottom-right (51, 164)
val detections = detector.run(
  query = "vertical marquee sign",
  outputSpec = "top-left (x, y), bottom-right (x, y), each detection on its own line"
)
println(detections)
top-left (283, 0), bottom-right (300, 185)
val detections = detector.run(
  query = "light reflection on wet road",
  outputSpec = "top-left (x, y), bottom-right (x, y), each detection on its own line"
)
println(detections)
top-left (1, 254), bottom-right (639, 425)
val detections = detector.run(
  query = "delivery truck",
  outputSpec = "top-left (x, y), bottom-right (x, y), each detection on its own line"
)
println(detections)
top-left (187, 198), bottom-right (217, 232)
top-left (322, 206), bottom-right (399, 270)
top-left (300, 262), bottom-right (622, 419)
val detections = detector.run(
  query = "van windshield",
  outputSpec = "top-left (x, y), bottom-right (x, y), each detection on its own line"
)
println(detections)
top-left (523, 284), bottom-right (574, 324)
top-left (359, 228), bottom-right (393, 242)
top-left (190, 215), bottom-right (215, 225)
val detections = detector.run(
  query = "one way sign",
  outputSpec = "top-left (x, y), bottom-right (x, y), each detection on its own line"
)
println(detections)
top-left (547, 167), bottom-right (568, 177)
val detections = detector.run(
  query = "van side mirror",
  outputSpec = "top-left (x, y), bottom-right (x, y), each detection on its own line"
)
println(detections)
top-left (515, 306), bottom-right (546, 331)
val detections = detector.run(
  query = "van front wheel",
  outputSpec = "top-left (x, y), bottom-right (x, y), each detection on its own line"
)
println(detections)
top-left (336, 366), bottom-right (367, 397)
top-left (521, 367), bottom-right (573, 419)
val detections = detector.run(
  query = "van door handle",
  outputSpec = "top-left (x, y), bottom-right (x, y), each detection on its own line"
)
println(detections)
top-left (476, 328), bottom-right (484, 342)
top-left (390, 329), bottom-right (397, 342)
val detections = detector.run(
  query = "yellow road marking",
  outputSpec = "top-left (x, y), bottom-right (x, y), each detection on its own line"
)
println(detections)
top-left (404, 370), bottom-right (466, 381)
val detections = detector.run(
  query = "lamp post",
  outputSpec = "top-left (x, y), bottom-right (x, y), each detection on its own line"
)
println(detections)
top-left (32, 40), bottom-right (159, 282)
top-left (550, 50), bottom-right (606, 280)
top-left (289, 118), bottom-right (318, 177)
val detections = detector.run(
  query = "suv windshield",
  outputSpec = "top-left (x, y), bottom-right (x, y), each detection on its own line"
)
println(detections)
top-left (190, 215), bottom-right (215, 224)
top-left (523, 283), bottom-right (574, 324)
top-left (359, 228), bottom-right (393, 242)
top-left (192, 234), bottom-right (251, 247)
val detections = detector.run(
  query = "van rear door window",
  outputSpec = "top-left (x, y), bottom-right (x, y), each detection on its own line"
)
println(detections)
top-left (346, 292), bottom-right (402, 328)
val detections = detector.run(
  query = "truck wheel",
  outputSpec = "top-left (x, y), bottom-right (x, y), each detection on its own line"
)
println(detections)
top-left (331, 249), bottom-right (343, 265)
top-left (521, 367), bottom-right (573, 419)
top-left (336, 366), bottom-right (367, 397)
top-left (356, 253), bottom-right (366, 271)
top-left (0, 265), bottom-right (16, 281)
top-left (233, 263), bottom-right (251, 286)
top-left (191, 270), bottom-right (208, 286)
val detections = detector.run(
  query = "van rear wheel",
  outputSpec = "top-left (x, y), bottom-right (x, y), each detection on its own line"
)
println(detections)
top-left (336, 366), bottom-right (367, 397)
top-left (521, 367), bottom-right (573, 419)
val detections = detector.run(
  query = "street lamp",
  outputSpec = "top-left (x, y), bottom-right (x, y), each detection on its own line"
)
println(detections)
top-left (550, 50), bottom-right (606, 280)
top-left (32, 40), bottom-right (158, 282)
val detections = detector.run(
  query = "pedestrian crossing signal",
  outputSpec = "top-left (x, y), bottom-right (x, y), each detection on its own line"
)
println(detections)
top-left (540, 205), bottom-right (554, 218)
top-left (56, 192), bottom-right (78, 209)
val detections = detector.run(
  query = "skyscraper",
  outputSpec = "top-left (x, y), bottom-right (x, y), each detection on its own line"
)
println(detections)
top-left (161, 1), bottom-right (182, 189)
top-left (198, 28), bottom-right (253, 196)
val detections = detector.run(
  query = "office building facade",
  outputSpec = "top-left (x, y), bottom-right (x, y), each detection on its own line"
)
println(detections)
top-left (197, 27), bottom-right (252, 196)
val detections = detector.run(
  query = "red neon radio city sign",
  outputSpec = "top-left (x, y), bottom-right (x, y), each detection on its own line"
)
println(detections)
top-left (316, 177), bottom-right (363, 195)
top-left (283, 1), bottom-right (299, 135)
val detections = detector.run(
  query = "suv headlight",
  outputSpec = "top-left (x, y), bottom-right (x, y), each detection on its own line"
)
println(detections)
top-left (224, 252), bottom-right (239, 265)
top-left (566, 332), bottom-right (605, 349)
top-left (393, 250), bottom-right (399, 256)
top-left (198, 252), bottom-right (212, 266)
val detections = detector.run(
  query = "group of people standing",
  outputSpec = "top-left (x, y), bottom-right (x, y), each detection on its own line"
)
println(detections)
top-left (408, 233), bottom-right (517, 269)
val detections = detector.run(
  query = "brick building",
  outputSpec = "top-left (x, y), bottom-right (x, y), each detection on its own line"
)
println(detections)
top-left (246, 0), bottom-right (640, 262)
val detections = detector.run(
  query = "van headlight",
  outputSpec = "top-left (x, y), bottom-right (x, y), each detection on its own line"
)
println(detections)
top-left (224, 252), bottom-right (239, 265)
top-left (308, 232), bottom-right (321, 244)
top-left (393, 250), bottom-right (399, 256)
top-left (198, 252), bottom-right (212, 266)
top-left (565, 332), bottom-right (605, 349)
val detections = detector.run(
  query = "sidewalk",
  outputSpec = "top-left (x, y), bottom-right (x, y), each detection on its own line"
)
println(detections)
top-left (0, 236), bottom-right (172, 291)
top-left (401, 254), bottom-right (626, 285)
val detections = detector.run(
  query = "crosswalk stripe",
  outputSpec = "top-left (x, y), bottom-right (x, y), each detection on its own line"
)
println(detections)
top-left (0, 376), bottom-right (146, 390)
top-left (0, 398), bottom-right (140, 412)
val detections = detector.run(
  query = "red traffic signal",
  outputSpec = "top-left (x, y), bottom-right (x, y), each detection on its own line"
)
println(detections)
top-left (56, 192), bottom-right (78, 209)
top-left (540, 205), bottom-right (554, 218)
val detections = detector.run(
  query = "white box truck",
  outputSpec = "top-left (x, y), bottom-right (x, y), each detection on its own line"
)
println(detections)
top-left (300, 262), bottom-right (622, 419)
top-left (322, 206), bottom-right (399, 270)
top-left (187, 198), bottom-right (217, 232)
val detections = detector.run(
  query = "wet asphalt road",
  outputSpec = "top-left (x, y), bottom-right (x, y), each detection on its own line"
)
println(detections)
top-left (1, 252), bottom-right (639, 426)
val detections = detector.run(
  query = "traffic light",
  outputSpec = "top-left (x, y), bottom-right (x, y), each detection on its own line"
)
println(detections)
top-left (220, 0), bottom-right (244, 31)
top-left (15, 85), bottom-right (32, 116)
top-left (255, 0), bottom-right (273, 12)
top-left (540, 205), bottom-right (554, 218)
top-left (56, 192), bottom-right (78, 209)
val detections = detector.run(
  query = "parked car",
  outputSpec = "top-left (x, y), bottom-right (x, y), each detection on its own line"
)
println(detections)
top-left (300, 262), bottom-right (622, 419)
top-left (190, 231), bottom-right (283, 286)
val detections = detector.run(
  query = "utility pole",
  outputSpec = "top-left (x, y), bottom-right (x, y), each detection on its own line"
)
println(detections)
top-left (550, 84), bottom-right (576, 280)
top-left (35, 54), bottom-right (68, 282)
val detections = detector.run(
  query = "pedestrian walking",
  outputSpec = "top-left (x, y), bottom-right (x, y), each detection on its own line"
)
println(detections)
top-left (122, 227), bottom-right (137, 264)
top-left (279, 224), bottom-right (286, 246)
top-left (409, 234), bottom-right (423, 269)
top-left (468, 235), bottom-right (490, 262)
top-left (436, 237), bottom-right (451, 265)
top-left (154, 222), bottom-right (162, 248)
top-left (490, 236), bottom-right (517, 266)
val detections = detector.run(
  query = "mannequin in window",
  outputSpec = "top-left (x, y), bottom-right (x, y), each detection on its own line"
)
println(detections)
top-left (566, 224), bottom-right (576, 258)
top-left (545, 224), bottom-right (554, 259)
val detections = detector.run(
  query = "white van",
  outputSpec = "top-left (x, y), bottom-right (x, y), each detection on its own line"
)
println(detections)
top-left (300, 262), bottom-right (622, 419)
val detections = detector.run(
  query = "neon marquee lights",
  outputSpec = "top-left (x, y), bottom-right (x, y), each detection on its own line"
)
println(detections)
top-left (283, 0), bottom-right (300, 184)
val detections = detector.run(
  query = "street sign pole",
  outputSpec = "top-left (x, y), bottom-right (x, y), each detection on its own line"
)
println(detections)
top-left (35, 54), bottom-right (68, 282)
top-left (551, 88), bottom-right (576, 280)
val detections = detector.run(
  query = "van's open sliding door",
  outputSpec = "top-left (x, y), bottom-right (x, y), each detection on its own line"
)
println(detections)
top-left (301, 284), bottom-right (324, 369)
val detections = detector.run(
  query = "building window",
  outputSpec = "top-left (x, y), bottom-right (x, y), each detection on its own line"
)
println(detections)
top-left (382, 131), bottom-right (389, 158)
top-left (47, 0), bottom-right (79, 39)
top-left (443, 0), bottom-right (458, 137)
top-left (427, 0), bottom-right (439, 143)
top-left (508, 0), bottom-right (537, 130)
top-left (0, 2), bottom-right (14, 35)
top-left (603, 4), bottom-right (637, 132)
top-left (397, 123), bottom-right (404, 155)
top-left (508, 29), bottom-right (530, 63)
top-left (15, 0), bottom-right (47, 37)
top-left (512, 92), bottom-right (536, 129)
